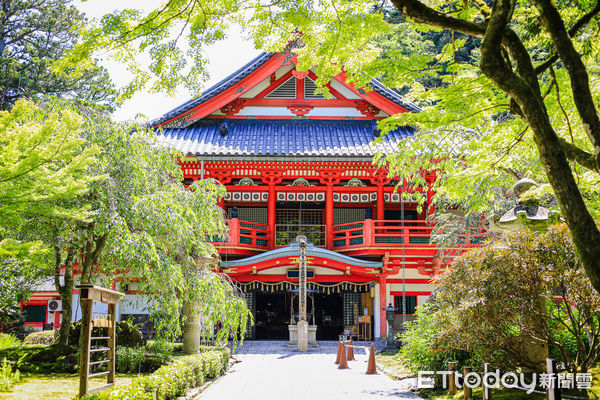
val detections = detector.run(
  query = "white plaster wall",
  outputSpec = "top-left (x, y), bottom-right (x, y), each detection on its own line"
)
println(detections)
top-left (119, 295), bottom-right (151, 315)
top-left (306, 107), bottom-right (364, 117)
top-left (387, 268), bottom-right (433, 280)
top-left (417, 295), bottom-right (430, 307)
top-left (236, 106), bottom-right (294, 116)
top-left (389, 283), bottom-right (436, 293)
top-left (240, 78), bottom-right (271, 98)
top-left (71, 294), bottom-right (109, 322)
top-left (329, 79), bottom-right (362, 99)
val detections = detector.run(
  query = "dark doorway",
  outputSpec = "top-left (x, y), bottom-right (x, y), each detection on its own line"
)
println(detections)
top-left (313, 293), bottom-right (343, 339)
top-left (254, 292), bottom-right (289, 339)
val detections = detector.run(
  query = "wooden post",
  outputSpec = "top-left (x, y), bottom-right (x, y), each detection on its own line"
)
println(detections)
top-left (107, 303), bottom-right (116, 385)
top-left (363, 218), bottom-right (373, 247)
top-left (79, 299), bottom-right (93, 398)
top-left (483, 363), bottom-right (492, 400)
top-left (378, 275), bottom-right (387, 338)
top-left (546, 358), bottom-right (562, 400)
top-left (376, 184), bottom-right (384, 221)
top-left (463, 366), bottom-right (472, 400)
top-left (448, 361), bottom-right (457, 394)
top-left (267, 183), bottom-right (276, 248)
top-left (325, 185), bottom-right (333, 249)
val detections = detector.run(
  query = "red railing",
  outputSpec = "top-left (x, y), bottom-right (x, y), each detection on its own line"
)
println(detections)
top-left (332, 220), bottom-right (491, 249)
top-left (215, 218), bottom-right (491, 252)
top-left (213, 219), bottom-right (270, 249)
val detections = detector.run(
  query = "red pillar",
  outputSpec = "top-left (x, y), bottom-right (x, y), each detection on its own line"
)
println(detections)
top-left (268, 184), bottom-right (276, 248)
top-left (325, 185), bottom-right (333, 248)
top-left (376, 184), bottom-right (385, 221)
top-left (379, 273), bottom-right (388, 337)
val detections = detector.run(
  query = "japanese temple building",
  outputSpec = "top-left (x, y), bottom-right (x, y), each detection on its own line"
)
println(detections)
top-left (149, 49), bottom-right (443, 340)
top-left (20, 48), bottom-right (484, 339)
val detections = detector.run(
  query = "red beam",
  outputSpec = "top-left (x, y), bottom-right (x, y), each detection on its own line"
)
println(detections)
top-left (236, 98), bottom-right (360, 107)
top-left (159, 54), bottom-right (293, 125)
top-left (230, 274), bottom-right (376, 283)
top-left (332, 70), bottom-right (409, 115)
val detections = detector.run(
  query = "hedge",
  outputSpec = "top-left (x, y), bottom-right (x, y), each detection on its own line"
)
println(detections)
top-left (23, 331), bottom-right (56, 346)
top-left (0, 344), bottom-right (78, 373)
top-left (81, 347), bottom-right (230, 400)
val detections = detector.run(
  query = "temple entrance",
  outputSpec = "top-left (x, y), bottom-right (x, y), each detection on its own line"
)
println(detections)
top-left (313, 293), bottom-right (343, 340)
top-left (252, 291), bottom-right (345, 340)
top-left (254, 292), bottom-right (289, 339)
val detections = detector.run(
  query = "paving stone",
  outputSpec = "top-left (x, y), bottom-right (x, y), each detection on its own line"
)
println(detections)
top-left (198, 341), bottom-right (423, 400)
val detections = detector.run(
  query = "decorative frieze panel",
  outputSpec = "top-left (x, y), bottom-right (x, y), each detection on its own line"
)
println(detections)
top-left (333, 192), bottom-right (377, 203)
top-left (384, 193), bottom-right (417, 203)
top-left (276, 192), bottom-right (325, 202)
top-left (225, 192), bottom-right (268, 202)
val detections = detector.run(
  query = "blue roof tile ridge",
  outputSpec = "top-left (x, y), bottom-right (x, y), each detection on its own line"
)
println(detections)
top-left (149, 52), bottom-right (276, 127)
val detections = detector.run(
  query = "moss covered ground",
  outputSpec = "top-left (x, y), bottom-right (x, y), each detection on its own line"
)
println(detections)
top-left (0, 372), bottom-right (148, 400)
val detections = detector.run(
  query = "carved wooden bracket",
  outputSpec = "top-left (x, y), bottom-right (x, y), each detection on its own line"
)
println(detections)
top-left (354, 100), bottom-right (380, 117)
top-left (287, 106), bottom-right (313, 116)
top-left (220, 99), bottom-right (247, 116)
top-left (292, 70), bottom-right (309, 80)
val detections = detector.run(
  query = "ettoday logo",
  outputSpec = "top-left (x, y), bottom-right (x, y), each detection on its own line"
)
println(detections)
top-left (417, 370), bottom-right (593, 393)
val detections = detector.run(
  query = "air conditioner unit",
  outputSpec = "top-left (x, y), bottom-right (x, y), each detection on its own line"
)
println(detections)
top-left (48, 300), bottom-right (62, 312)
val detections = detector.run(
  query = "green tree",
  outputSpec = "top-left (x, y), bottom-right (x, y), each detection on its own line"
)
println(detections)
top-left (61, 0), bottom-right (600, 292)
top-left (0, 99), bottom-right (99, 308)
top-left (30, 112), bottom-right (249, 344)
top-left (0, 0), bottom-right (116, 110)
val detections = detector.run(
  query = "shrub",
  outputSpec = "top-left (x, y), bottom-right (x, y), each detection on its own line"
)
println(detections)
top-left (0, 334), bottom-right (20, 350)
top-left (116, 346), bottom-right (171, 373)
top-left (67, 320), bottom-right (145, 348)
top-left (23, 330), bottom-right (56, 346)
top-left (434, 224), bottom-right (600, 373)
top-left (82, 347), bottom-right (230, 400)
top-left (0, 344), bottom-right (78, 373)
top-left (0, 358), bottom-right (20, 392)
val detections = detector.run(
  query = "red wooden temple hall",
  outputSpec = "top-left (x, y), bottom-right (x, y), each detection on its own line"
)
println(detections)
top-left (148, 46), bottom-right (441, 341)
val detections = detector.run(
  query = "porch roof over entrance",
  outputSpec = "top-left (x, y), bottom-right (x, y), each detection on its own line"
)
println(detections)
top-left (221, 242), bottom-right (383, 270)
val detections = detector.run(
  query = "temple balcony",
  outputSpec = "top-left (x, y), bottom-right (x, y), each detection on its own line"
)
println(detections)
top-left (212, 218), bottom-right (490, 257)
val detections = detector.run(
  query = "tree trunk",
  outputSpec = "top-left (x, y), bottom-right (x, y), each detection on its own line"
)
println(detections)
top-left (392, 0), bottom-right (600, 293)
top-left (55, 245), bottom-right (76, 346)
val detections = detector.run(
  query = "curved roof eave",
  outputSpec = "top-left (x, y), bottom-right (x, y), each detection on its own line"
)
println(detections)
top-left (221, 243), bottom-right (383, 269)
top-left (149, 52), bottom-right (421, 127)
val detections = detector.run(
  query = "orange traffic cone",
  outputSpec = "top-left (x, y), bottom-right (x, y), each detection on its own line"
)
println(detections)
top-left (366, 343), bottom-right (377, 374)
top-left (347, 338), bottom-right (355, 361)
top-left (335, 340), bottom-right (342, 364)
top-left (338, 342), bottom-right (349, 369)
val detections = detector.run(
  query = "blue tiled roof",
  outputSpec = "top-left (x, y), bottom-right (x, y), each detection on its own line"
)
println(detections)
top-left (150, 52), bottom-right (420, 127)
top-left (156, 119), bottom-right (414, 159)
top-left (150, 52), bottom-right (276, 126)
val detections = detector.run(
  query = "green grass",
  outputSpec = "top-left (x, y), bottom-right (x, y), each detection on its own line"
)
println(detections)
top-left (0, 372), bottom-right (149, 400)
top-left (375, 351), bottom-right (411, 377)
top-left (0, 335), bottom-right (19, 351)
top-left (587, 363), bottom-right (600, 399)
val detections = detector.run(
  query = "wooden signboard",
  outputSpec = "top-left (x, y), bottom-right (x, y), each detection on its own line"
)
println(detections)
top-left (76, 284), bottom-right (124, 398)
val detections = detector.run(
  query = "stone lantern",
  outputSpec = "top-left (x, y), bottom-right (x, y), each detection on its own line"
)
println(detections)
top-left (485, 178), bottom-right (561, 232)
top-left (484, 178), bottom-right (561, 371)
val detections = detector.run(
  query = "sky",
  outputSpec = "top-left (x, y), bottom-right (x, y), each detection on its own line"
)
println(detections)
top-left (75, 0), bottom-right (261, 122)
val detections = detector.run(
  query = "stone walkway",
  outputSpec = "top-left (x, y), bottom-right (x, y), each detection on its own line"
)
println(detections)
top-left (197, 341), bottom-right (423, 400)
